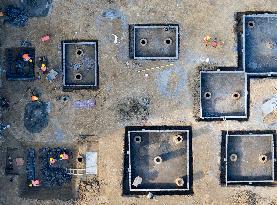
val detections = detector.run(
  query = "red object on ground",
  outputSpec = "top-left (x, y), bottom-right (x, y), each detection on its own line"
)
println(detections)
top-left (41, 35), bottom-right (50, 42)
top-left (211, 41), bottom-right (218, 48)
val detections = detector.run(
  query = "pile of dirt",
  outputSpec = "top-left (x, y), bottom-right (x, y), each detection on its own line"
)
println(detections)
top-left (79, 177), bottom-right (100, 200)
top-left (116, 97), bottom-right (150, 122)
top-left (230, 190), bottom-right (261, 205)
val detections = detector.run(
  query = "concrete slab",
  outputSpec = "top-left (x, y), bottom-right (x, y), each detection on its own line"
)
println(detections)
top-left (20, 0), bottom-right (52, 17)
top-left (1, 0), bottom-right (52, 17)
top-left (20, 147), bottom-right (74, 201)
top-left (200, 71), bottom-right (248, 120)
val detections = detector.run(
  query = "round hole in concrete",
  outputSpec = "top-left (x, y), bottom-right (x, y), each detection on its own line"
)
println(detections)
top-left (154, 156), bottom-right (162, 164)
top-left (248, 21), bottom-right (255, 28)
top-left (76, 49), bottom-right (83, 56)
top-left (204, 92), bottom-right (212, 99)
top-left (77, 157), bottom-right (83, 163)
top-left (173, 135), bottom-right (183, 144)
top-left (75, 73), bottom-right (82, 80)
top-left (134, 135), bottom-right (141, 143)
top-left (140, 38), bottom-right (148, 46)
top-left (230, 153), bottom-right (238, 162)
top-left (259, 154), bottom-right (267, 163)
top-left (175, 177), bottom-right (184, 187)
top-left (232, 92), bottom-right (240, 99)
top-left (164, 38), bottom-right (172, 45)
top-left (164, 26), bottom-right (169, 31)
top-left (62, 96), bottom-right (69, 102)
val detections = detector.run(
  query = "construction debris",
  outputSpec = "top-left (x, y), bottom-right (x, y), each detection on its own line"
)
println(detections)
top-left (26, 148), bottom-right (35, 182)
top-left (261, 96), bottom-right (277, 116)
top-left (4, 6), bottom-right (28, 27)
top-left (132, 176), bottom-right (142, 187)
top-left (46, 69), bottom-right (58, 81)
top-left (39, 147), bottom-right (72, 187)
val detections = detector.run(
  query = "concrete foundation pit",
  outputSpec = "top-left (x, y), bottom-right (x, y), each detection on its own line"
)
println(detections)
top-left (221, 131), bottom-right (276, 185)
top-left (243, 14), bottom-right (277, 75)
top-left (129, 24), bottom-right (179, 60)
top-left (200, 71), bottom-right (248, 120)
top-left (123, 126), bottom-right (192, 195)
top-left (62, 40), bottom-right (99, 90)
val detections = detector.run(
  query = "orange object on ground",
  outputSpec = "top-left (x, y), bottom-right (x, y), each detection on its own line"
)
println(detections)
top-left (41, 35), bottom-right (50, 42)
top-left (31, 96), bottom-right (39, 102)
top-left (22, 53), bottom-right (32, 62)
top-left (60, 153), bottom-right (69, 160)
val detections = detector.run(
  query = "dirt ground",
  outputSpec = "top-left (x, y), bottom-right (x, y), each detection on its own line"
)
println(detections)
top-left (0, 0), bottom-right (277, 204)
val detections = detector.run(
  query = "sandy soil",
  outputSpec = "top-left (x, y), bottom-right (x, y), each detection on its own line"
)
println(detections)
top-left (0, 0), bottom-right (277, 204)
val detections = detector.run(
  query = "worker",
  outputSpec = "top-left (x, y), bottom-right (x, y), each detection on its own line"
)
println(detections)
top-left (59, 152), bottom-right (69, 160)
top-left (29, 179), bottom-right (40, 187)
top-left (41, 63), bottom-right (47, 73)
top-left (211, 40), bottom-right (218, 48)
top-left (22, 53), bottom-right (32, 62)
top-left (49, 157), bottom-right (57, 165)
top-left (31, 95), bottom-right (39, 102)
top-left (204, 35), bottom-right (212, 46)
